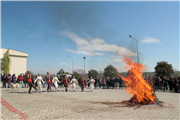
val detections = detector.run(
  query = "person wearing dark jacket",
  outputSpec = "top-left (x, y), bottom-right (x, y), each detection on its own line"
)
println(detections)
top-left (0, 73), bottom-right (2, 87)
top-left (161, 76), bottom-right (168, 91)
top-left (2, 74), bottom-right (7, 88)
top-left (172, 77), bottom-right (178, 92)
top-left (7, 74), bottom-right (12, 88)
top-left (119, 77), bottom-right (123, 89)
top-left (12, 74), bottom-right (17, 84)
top-left (168, 76), bottom-right (173, 92)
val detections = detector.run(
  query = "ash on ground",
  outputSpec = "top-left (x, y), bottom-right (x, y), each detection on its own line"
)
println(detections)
top-left (92, 100), bottom-right (174, 110)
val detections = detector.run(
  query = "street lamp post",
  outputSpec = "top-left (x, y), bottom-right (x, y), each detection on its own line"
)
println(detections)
top-left (46, 65), bottom-right (51, 74)
top-left (83, 57), bottom-right (86, 78)
top-left (67, 55), bottom-right (73, 74)
top-left (129, 35), bottom-right (139, 64)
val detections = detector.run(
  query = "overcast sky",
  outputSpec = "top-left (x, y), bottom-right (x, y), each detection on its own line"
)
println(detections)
top-left (1, 1), bottom-right (179, 74)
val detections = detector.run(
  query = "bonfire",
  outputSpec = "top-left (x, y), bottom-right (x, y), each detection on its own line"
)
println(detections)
top-left (116, 52), bottom-right (157, 105)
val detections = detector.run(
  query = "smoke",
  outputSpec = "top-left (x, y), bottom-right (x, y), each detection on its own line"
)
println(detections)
top-left (41, 2), bottom-right (119, 42)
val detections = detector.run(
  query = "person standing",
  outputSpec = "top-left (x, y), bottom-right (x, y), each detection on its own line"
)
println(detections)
top-left (2, 74), bottom-right (7, 88)
top-left (27, 71), bottom-right (37, 94)
top-left (172, 77), bottom-right (178, 92)
top-left (115, 77), bottom-right (119, 89)
top-left (102, 77), bottom-right (106, 89)
top-left (162, 76), bottom-right (168, 91)
top-left (119, 76), bottom-right (123, 89)
top-left (99, 78), bottom-right (102, 89)
top-left (0, 72), bottom-right (2, 88)
top-left (71, 76), bottom-right (78, 92)
top-left (19, 74), bottom-right (24, 88)
top-left (23, 73), bottom-right (27, 88)
top-left (168, 75), bottom-right (173, 92)
top-left (12, 74), bottom-right (17, 84)
top-left (94, 78), bottom-right (98, 89)
top-left (45, 72), bottom-right (52, 92)
top-left (34, 73), bottom-right (45, 93)
top-left (7, 74), bottom-right (12, 88)
top-left (52, 75), bottom-right (60, 92)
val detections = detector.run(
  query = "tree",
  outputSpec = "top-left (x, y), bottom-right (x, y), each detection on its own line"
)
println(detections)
top-left (98, 71), bottom-right (104, 78)
top-left (88, 69), bottom-right (98, 78)
top-left (73, 69), bottom-right (84, 76)
top-left (103, 64), bottom-right (117, 78)
top-left (154, 61), bottom-right (174, 77)
top-left (173, 69), bottom-right (180, 77)
top-left (73, 72), bottom-right (80, 80)
top-left (57, 69), bottom-right (65, 75)
top-left (1, 55), bottom-right (11, 75)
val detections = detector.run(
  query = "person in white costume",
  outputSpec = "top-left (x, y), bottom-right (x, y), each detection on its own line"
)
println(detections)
top-left (52, 75), bottom-right (60, 92)
top-left (87, 77), bottom-right (95, 92)
top-left (71, 76), bottom-right (78, 92)
top-left (34, 73), bottom-right (45, 93)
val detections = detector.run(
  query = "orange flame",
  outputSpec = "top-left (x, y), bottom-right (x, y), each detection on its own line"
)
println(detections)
top-left (116, 53), bottom-right (156, 104)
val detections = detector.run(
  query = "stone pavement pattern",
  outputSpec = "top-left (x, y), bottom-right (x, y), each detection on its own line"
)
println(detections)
top-left (1, 86), bottom-right (180, 120)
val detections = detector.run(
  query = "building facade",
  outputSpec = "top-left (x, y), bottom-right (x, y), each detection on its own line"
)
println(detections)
top-left (1, 48), bottom-right (28, 76)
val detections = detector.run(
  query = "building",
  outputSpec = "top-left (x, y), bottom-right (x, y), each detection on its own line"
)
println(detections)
top-left (1, 48), bottom-right (28, 76)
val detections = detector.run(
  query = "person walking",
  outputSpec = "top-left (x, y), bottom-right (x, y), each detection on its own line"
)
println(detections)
top-left (60, 74), bottom-right (70, 92)
top-left (7, 74), bottom-right (12, 88)
top-left (34, 73), bottom-right (45, 93)
top-left (80, 76), bottom-right (85, 92)
top-left (71, 76), bottom-right (78, 92)
top-left (27, 71), bottom-right (37, 94)
top-left (2, 74), bottom-right (7, 88)
top-left (87, 77), bottom-right (95, 92)
top-left (52, 75), bottom-right (60, 92)
top-left (45, 72), bottom-right (52, 92)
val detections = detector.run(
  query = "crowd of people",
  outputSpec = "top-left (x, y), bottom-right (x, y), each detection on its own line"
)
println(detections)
top-left (145, 75), bottom-right (180, 93)
top-left (1, 72), bottom-right (180, 93)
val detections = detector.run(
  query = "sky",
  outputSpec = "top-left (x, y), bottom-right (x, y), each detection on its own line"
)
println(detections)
top-left (1, 1), bottom-right (179, 75)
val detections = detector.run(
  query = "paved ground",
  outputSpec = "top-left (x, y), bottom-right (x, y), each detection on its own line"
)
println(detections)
top-left (0, 85), bottom-right (180, 120)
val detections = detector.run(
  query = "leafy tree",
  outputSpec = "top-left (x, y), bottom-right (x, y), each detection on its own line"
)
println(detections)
top-left (73, 72), bottom-right (80, 80)
top-left (57, 69), bottom-right (65, 75)
top-left (154, 61), bottom-right (174, 77)
top-left (98, 71), bottom-right (104, 78)
top-left (65, 72), bottom-right (69, 74)
top-left (103, 64), bottom-right (117, 78)
top-left (1, 55), bottom-right (11, 75)
top-left (73, 69), bottom-right (84, 76)
top-left (88, 69), bottom-right (98, 78)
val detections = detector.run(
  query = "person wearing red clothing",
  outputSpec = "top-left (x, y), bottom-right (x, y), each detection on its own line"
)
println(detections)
top-left (45, 72), bottom-right (52, 92)
top-left (18, 74), bottom-right (24, 88)
top-left (60, 74), bottom-right (70, 92)
top-left (80, 76), bottom-right (85, 92)
top-left (27, 71), bottom-right (37, 94)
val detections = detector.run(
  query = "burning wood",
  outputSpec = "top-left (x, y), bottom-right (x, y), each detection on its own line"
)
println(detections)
top-left (116, 53), bottom-right (156, 105)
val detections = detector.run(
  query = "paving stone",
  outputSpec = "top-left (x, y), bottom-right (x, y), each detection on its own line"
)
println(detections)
top-left (1, 86), bottom-right (179, 120)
